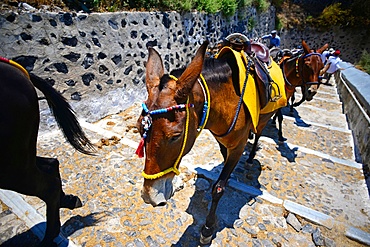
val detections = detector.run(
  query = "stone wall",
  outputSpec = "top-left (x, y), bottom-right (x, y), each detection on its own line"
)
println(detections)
top-left (0, 9), bottom-right (275, 127)
top-left (0, 8), bottom-right (369, 130)
top-left (335, 62), bottom-right (370, 165)
top-left (280, 27), bottom-right (370, 65)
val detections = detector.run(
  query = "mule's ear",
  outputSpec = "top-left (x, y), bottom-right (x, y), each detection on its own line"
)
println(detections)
top-left (175, 41), bottom-right (209, 102)
top-left (317, 43), bottom-right (329, 54)
top-left (302, 40), bottom-right (310, 54)
top-left (146, 47), bottom-right (164, 91)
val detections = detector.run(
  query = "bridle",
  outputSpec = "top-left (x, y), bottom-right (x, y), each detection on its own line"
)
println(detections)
top-left (136, 74), bottom-right (210, 179)
top-left (281, 52), bottom-right (322, 93)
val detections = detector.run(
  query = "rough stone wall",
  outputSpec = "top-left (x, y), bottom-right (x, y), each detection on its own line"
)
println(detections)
top-left (280, 27), bottom-right (370, 64)
top-left (0, 9), bottom-right (274, 125)
top-left (0, 8), bottom-right (368, 128)
top-left (335, 63), bottom-right (370, 165)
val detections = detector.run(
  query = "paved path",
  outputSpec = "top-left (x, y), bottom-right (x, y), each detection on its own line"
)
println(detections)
top-left (1, 78), bottom-right (369, 247)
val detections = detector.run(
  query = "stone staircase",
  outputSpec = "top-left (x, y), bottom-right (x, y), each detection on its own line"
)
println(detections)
top-left (1, 78), bottom-right (369, 246)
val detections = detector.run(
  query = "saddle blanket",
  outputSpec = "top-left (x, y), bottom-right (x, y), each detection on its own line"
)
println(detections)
top-left (216, 47), bottom-right (287, 132)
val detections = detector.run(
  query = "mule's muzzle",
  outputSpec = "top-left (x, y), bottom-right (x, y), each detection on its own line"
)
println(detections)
top-left (306, 82), bottom-right (319, 101)
top-left (141, 176), bottom-right (174, 207)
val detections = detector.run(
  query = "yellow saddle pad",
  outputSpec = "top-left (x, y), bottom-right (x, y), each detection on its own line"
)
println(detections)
top-left (260, 59), bottom-right (287, 114)
top-left (216, 47), bottom-right (287, 132)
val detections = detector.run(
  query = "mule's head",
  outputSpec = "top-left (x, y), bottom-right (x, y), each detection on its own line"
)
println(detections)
top-left (136, 41), bottom-right (208, 207)
top-left (301, 40), bottom-right (328, 101)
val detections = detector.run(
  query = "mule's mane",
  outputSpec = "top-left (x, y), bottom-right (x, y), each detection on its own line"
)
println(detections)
top-left (202, 58), bottom-right (231, 84)
top-left (160, 58), bottom-right (231, 91)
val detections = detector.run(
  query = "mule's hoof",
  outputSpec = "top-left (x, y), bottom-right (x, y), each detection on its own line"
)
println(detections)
top-left (61, 194), bottom-right (83, 209)
top-left (200, 233), bottom-right (212, 245)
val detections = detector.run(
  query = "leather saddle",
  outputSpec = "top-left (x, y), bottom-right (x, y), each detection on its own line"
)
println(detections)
top-left (246, 42), bottom-right (281, 103)
top-left (248, 42), bottom-right (270, 63)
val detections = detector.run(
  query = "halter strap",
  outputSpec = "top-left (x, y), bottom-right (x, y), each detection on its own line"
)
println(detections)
top-left (299, 52), bottom-right (322, 86)
top-left (282, 51), bottom-right (321, 91)
top-left (0, 56), bottom-right (30, 79)
top-left (197, 74), bottom-right (210, 135)
top-left (138, 74), bottom-right (210, 179)
top-left (141, 97), bottom-right (191, 179)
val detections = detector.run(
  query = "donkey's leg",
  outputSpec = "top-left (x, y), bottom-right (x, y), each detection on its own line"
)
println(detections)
top-left (289, 93), bottom-right (295, 114)
top-left (200, 144), bottom-right (245, 244)
top-left (277, 109), bottom-right (286, 142)
top-left (3, 163), bottom-right (62, 246)
top-left (36, 157), bottom-right (82, 209)
top-left (216, 140), bottom-right (227, 160)
top-left (246, 133), bottom-right (261, 165)
top-left (271, 112), bottom-right (278, 126)
top-left (35, 157), bottom-right (64, 246)
top-left (0, 158), bottom-right (62, 246)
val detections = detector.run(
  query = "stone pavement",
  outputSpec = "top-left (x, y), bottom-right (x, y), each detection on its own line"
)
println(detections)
top-left (1, 77), bottom-right (369, 247)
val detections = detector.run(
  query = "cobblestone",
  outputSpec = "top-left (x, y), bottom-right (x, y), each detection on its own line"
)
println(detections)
top-left (1, 79), bottom-right (369, 247)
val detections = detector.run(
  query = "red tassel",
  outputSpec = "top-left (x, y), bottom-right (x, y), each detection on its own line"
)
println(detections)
top-left (135, 138), bottom-right (145, 158)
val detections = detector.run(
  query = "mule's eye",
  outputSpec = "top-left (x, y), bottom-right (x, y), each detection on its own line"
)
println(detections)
top-left (169, 134), bottom-right (181, 143)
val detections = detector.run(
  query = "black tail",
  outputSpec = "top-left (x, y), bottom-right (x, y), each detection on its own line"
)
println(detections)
top-left (30, 73), bottom-right (95, 155)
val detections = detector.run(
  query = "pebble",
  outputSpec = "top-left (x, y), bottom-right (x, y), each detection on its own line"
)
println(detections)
top-left (286, 213), bottom-right (302, 232)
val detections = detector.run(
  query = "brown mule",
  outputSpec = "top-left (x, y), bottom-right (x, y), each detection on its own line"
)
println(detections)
top-left (247, 40), bottom-right (328, 164)
top-left (136, 41), bottom-right (261, 244)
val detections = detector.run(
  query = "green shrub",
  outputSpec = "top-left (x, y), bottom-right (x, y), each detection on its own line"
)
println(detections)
top-left (247, 17), bottom-right (255, 30)
top-left (307, 3), bottom-right (353, 29)
top-left (357, 50), bottom-right (370, 74)
top-left (252, 0), bottom-right (270, 12)
top-left (238, 0), bottom-right (252, 8)
top-left (181, 0), bottom-right (194, 11)
top-left (275, 16), bottom-right (282, 30)
top-left (220, 0), bottom-right (237, 17)
top-left (196, 0), bottom-right (221, 13)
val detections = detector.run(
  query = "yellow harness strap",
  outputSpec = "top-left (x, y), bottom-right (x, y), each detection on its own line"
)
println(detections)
top-left (142, 74), bottom-right (211, 180)
top-left (141, 75), bottom-right (190, 180)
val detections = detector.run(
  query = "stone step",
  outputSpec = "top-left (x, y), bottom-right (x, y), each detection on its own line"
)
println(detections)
top-left (1, 91), bottom-right (369, 247)
top-left (280, 104), bottom-right (349, 129)
top-left (262, 116), bottom-right (355, 161)
top-left (183, 130), bottom-right (369, 231)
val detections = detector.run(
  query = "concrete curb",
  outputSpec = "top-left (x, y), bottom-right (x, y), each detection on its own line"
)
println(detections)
top-left (0, 189), bottom-right (79, 247)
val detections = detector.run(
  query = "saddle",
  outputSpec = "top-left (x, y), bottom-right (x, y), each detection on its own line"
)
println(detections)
top-left (246, 42), bottom-right (282, 104)
top-left (215, 45), bottom-right (286, 131)
top-left (222, 39), bottom-right (282, 106)
top-left (248, 42), bottom-right (270, 63)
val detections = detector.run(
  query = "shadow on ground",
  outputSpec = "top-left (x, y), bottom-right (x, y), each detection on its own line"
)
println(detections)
top-left (173, 151), bottom-right (263, 246)
top-left (0, 212), bottom-right (103, 247)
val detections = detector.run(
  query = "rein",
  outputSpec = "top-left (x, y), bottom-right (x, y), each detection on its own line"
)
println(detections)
top-left (136, 74), bottom-right (211, 179)
top-left (0, 56), bottom-right (30, 79)
top-left (213, 58), bottom-right (252, 138)
top-left (281, 52), bottom-right (322, 92)
top-left (299, 53), bottom-right (322, 86)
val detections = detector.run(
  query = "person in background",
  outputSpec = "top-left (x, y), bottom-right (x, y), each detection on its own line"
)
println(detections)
top-left (321, 47), bottom-right (335, 65)
top-left (261, 30), bottom-right (281, 48)
top-left (320, 49), bottom-right (343, 84)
